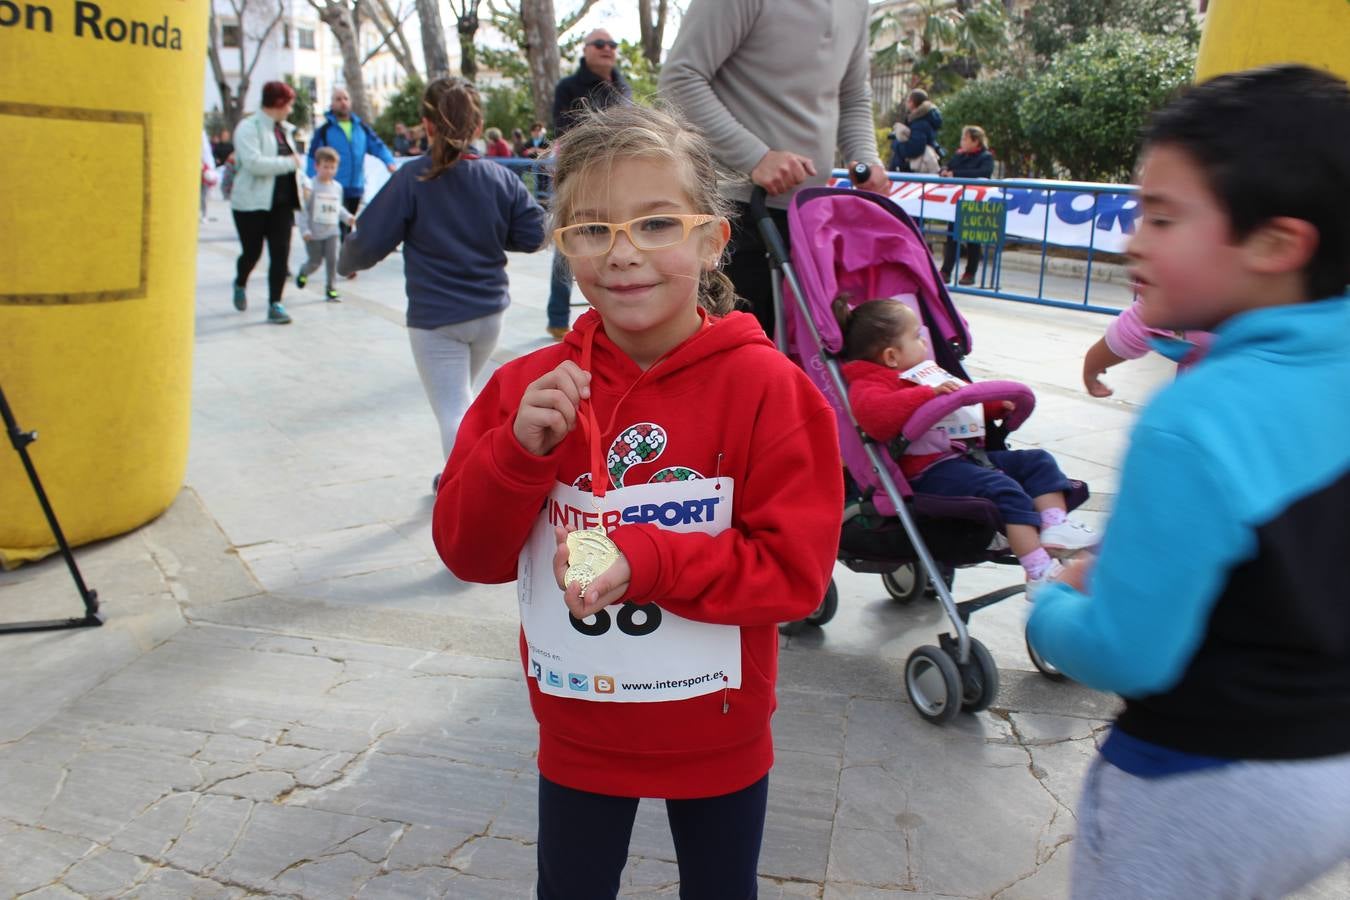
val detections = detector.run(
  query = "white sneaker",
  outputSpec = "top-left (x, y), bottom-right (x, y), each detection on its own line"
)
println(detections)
top-left (1025, 558), bottom-right (1065, 602)
top-left (1040, 518), bottom-right (1097, 553)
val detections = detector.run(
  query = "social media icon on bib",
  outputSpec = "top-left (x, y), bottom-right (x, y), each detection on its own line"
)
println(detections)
top-left (568, 673), bottom-right (589, 692)
top-left (546, 669), bottom-right (563, 688)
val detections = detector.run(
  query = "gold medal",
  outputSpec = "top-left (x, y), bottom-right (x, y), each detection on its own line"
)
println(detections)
top-left (565, 529), bottom-right (620, 593)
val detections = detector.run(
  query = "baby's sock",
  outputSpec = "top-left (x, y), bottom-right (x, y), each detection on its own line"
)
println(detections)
top-left (1040, 507), bottom-right (1067, 528)
top-left (1019, 548), bottom-right (1055, 580)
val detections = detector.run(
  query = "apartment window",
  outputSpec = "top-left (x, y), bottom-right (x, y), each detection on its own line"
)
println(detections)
top-left (298, 28), bottom-right (316, 50)
top-left (221, 23), bottom-right (241, 48)
top-left (283, 24), bottom-right (290, 48)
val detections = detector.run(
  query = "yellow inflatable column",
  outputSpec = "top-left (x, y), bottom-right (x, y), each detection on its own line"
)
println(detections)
top-left (0, 0), bottom-right (208, 566)
top-left (1196, 0), bottom-right (1350, 82)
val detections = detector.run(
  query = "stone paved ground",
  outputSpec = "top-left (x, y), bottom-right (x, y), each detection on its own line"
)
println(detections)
top-left (1, 198), bottom-right (1345, 899)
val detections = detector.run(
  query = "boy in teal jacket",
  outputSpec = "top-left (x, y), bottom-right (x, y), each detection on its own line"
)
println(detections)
top-left (1028, 65), bottom-right (1350, 899)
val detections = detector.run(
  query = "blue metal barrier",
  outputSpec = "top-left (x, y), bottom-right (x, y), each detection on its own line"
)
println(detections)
top-left (491, 156), bottom-right (553, 206)
top-left (830, 170), bottom-right (1139, 316)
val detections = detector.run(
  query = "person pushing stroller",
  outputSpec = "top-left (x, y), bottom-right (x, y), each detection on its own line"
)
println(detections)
top-left (834, 295), bottom-right (1096, 596)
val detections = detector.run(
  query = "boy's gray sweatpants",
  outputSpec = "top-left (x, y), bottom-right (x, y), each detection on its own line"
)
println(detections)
top-left (1072, 752), bottom-right (1350, 899)
top-left (300, 236), bottom-right (339, 289)
top-left (407, 312), bottom-right (504, 461)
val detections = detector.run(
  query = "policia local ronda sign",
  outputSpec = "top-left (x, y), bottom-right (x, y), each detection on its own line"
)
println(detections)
top-left (0, 0), bottom-right (205, 566)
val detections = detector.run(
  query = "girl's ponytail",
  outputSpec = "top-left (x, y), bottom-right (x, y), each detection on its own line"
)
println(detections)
top-left (700, 269), bottom-right (738, 317)
top-left (420, 77), bottom-right (483, 182)
top-left (831, 291), bottom-right (855, 334)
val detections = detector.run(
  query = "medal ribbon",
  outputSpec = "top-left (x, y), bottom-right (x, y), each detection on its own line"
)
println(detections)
top-left (575, 313), bottom-right (705, 502)
top-left (579, 325), bottom-right (607, 501)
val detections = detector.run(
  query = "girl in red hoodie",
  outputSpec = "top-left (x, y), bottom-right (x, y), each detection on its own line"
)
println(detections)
top-left (431, 104), bottom-right (843, 898)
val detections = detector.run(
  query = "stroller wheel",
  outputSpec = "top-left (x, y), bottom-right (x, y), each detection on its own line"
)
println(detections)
top-left (959, 638), bottom-right (999, 712)
top-left (883, 562), bottom-right (954, 604)
top-left (780, 579), bottom-right (839, 635)
top-left (905, 645), bottom-right (963, 725)
top-left (1025, 625), bottom-right (1067, 682)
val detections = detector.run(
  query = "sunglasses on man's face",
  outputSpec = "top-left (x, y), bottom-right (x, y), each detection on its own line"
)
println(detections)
top-left (588, 39), bottom-right (619, 50)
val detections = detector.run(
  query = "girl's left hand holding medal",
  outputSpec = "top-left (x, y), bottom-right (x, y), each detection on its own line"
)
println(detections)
top-left (552, 525), bottom-right (632, 619)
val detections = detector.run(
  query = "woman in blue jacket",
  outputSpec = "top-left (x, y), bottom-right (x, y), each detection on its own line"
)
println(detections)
top-left (940, 125), bottom-right (995, 286)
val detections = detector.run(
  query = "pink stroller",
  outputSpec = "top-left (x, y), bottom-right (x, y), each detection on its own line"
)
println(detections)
top-left (749, 185), bottom-right (1088, 724)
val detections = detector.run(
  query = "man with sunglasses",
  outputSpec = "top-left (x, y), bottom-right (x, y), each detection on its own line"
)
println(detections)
top-left (546, 28), bottom-right (634, 340)
top-left (553, 30), bottom-right (632, 135)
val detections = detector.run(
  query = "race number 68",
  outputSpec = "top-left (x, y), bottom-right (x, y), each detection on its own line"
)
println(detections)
top-left (570, 601), bottom-right (663, 637)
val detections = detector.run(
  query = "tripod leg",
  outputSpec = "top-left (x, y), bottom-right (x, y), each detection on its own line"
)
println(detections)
top-left (0, 383), bottom-right (102, 633)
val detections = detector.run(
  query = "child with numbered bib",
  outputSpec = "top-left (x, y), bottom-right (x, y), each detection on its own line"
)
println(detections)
top-left (295, 146), bottom-right (355, 301)
top-left (431, 104), bottom-right (843, 899)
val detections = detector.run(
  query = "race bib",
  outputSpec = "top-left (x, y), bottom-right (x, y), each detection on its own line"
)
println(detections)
top-left (314, 198), bottom-right (340, 226)
top-left (899, 360), bottom-right (985, 440)
top-left (518, 479), bottom-right (741, 703)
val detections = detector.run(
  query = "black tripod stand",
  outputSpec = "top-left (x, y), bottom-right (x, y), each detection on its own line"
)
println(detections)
top-left (0, 381), bottom-right (102, 634)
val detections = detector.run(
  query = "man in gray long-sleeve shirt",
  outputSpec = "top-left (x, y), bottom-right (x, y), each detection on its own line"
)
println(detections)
top-left (661, 0), bottom-right (887, 338)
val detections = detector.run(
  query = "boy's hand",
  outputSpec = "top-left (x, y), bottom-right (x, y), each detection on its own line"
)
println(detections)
top-left (1059, 554), bottom-right (1095, 593)
top-left (933, 380), bottom-right (964, 395)
top-left (302, 232), bottom-right (312, 242)
top-left (551, 525), bottom-right (632, 619)
top-left (1084, 366), bottom-right (1114, 398)
top-left (513, 361), bottom-right (591, 456)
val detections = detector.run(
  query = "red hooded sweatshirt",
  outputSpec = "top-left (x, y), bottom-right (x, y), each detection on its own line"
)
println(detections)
top-left (433, 309), bottom-right (843, 799)
top-left (843, 359), bottom-right (1006, 480)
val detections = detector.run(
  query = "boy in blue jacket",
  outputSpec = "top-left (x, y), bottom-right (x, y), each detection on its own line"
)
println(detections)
top-left (1028, 64), bottom-right (1350, 899)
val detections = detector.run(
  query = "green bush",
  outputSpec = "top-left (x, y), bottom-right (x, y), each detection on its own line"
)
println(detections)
top-left (372, 75), bottom-right (426, 145)
top-left (935, 77), bottom-right (1034, 177)
top-left (481, 83), bottom-right (536, 137)
top-left (1017, 28), bottom-right (1194, 182)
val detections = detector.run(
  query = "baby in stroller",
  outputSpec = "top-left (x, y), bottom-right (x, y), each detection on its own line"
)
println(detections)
top-left (833, 294), bottom-right (1096, 597)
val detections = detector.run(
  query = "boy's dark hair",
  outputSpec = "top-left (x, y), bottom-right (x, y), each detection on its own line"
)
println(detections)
top-left (313, 146), bottom-right (340, 165)
top-left (908, 89), bottom-right (928, 106)
top-left (1144, 64), bottom-right (1350, 300)
top-left (831, 294), bottom-right (915, 361)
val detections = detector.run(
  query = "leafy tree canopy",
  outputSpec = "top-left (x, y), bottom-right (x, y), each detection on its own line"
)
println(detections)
top-left (1017, 28), bottom-right (1195, 182)
top-left (372, 74), bottom-right (426, 144)
top-left (1018, 0), bottom-right (1199, 65)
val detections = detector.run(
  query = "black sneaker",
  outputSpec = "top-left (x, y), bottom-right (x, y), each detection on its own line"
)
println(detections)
top-left (296, 273), bottom-right (308, 289)
top-left (432, 472), bottom-right (441, 493)
top-left (233, 285), bottom-right (247, 311)
top-left (325, 288), bottom-right (340, 302)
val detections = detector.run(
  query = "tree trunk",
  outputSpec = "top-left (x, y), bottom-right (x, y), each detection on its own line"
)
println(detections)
top-left (520, 0), bottom-right (559, 129)
top-left (456, 8), bottom-right (480, 82)
top-left (637, 0), bottom-right (668, 69)
top-left (314, 2), bottom-right (373, 120)
top-left (207, 11), bottom-right (242, 127)
top-left (416, 0), bottom-right (452, 80)
top-left (209, 1), bottom-right (285, 127)
top-left (371, 0), bottom-right (421, 79)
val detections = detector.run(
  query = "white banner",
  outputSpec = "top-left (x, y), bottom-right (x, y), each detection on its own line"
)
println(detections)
top-left (829, 175), bottom-right (1139, 253)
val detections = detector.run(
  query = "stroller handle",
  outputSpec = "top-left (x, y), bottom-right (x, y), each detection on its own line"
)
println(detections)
top-left (748, 186), bottom-right (791, 270)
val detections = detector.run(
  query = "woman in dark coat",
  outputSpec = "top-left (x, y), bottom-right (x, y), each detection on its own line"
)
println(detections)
top-left (940, 125), bottom-right (995, 286)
